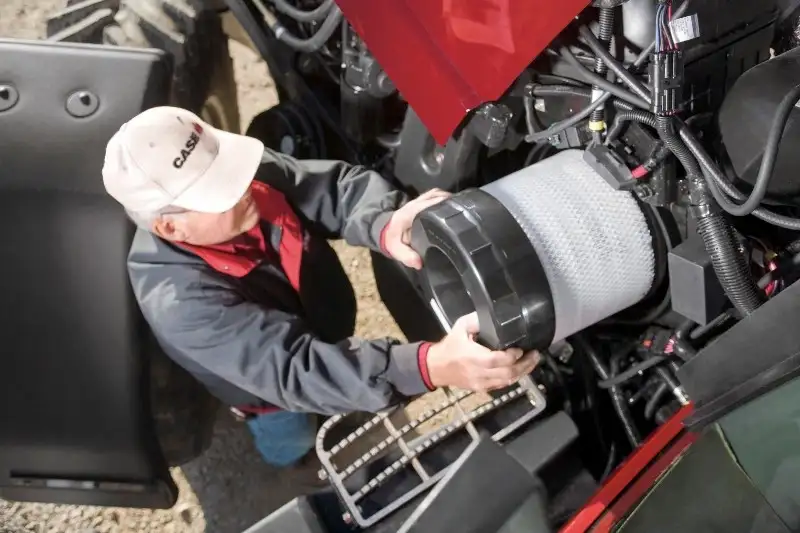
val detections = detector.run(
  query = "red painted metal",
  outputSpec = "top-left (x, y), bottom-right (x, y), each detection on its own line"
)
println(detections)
top-left (559, 405), bottom-right (695, 533)
top-left (591, 432), bottom-right (697, 532)
top-left (335, 0), bottom-right (591, 144)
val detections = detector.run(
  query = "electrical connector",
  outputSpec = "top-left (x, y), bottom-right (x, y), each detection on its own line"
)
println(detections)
top-left (650, 51), bottom-right (684, 116)
top-left (583, 144), bottom-right (637, 191)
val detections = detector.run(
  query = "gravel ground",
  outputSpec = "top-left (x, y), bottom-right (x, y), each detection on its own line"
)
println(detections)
top-left (0, 2), bottom-right (405, 532)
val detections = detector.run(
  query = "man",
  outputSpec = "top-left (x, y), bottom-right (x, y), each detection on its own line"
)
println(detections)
top-left (102, 106), bottom-right (539, 467)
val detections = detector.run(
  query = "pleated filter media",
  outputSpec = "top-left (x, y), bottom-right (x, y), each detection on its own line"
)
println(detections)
top-left (481, 149), bottom-right (655, 343)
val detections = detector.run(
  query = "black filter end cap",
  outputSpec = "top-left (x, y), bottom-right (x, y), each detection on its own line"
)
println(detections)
top-left (410, 189), bottom-right (556, 351)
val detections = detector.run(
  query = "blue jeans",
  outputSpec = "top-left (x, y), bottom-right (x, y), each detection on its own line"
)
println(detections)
top-left (246, 410), bottom-right (317, 467)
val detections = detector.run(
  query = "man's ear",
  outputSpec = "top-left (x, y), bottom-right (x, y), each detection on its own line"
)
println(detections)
top-left (152, 215), bottom-right (187, 242)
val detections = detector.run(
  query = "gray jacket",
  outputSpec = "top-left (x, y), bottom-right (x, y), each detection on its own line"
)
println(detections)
top-left (127, 148), bottom-right (431, 415)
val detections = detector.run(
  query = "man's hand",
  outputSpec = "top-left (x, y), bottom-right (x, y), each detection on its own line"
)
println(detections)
top-left (383, 188), bottom-right (451, 269)
top-left (425, 312), bottom-right (540, 392)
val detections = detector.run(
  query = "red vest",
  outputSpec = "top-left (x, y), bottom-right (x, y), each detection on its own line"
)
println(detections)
top-left (179, 181), bottom-right (303, 291)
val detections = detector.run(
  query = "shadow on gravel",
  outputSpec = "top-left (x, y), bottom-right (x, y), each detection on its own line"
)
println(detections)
top-left (181, 412), bottom-right (325, 533)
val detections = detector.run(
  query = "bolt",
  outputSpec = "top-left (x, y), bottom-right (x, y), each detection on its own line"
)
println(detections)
top-left (79, 92), bottom-right (92, 106)
top-left (317, 469), bottom-right (328, 480)
top-left (342, 512), bottom-right (353, 524)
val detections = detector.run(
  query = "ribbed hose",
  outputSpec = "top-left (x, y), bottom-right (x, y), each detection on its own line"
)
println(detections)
top-left (656, 116), bottom-right (765, 316)
top-left (606, 109), bottom-right (657, 143)
top-left (590, 7), bottom-right (615, 132)
top-left (696, 216), bottom-right (765, 315)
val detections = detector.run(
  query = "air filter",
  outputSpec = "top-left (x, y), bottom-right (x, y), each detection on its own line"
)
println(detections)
top-left (411, 149), bottom-right (656, 350)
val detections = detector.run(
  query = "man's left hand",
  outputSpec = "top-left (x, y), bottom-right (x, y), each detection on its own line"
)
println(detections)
top-left (383, 188), bottom-right (452, 270)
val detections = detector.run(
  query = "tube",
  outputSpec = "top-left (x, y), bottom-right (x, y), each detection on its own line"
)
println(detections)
top-left (656, 116), bottom-right (765, 317)
top-left (605, 109), bottom-right (657, 143)
top-left (708, 85), bottom-right (800, 216)
top-left (275, 6), bottom-right (343, 52)
top-left (644, 382), bottom-right (669, 419)
top-left (679, 125), bottom-right (800, 230)
top-left (560, 47), bottom-right (650, 110)
top-left (579, 26), bottom-right (652, 103)
top-left (576, 336), bottom-right (641, 448)
top-left (270, 0), bottom-right (334, 22)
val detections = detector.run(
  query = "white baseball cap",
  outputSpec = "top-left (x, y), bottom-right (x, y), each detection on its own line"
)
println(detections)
top-left (102, 106), bottom-right (265, 213)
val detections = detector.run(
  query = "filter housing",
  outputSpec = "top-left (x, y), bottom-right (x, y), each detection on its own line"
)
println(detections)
top-left (411, 149), bottom-right (657, 350)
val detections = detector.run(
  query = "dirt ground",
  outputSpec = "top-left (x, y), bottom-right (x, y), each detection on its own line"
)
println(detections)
top-left (0, 2), bottom-right (406, 532)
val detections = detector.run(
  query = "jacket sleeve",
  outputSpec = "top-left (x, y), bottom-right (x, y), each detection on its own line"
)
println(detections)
top-left (148, 274), bottom-right (432, 415)
top-left (254, 147), bottom-right (408, 252)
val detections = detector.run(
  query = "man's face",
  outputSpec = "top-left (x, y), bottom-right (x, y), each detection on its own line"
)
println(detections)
top-left (153, 185), bottom-right (260, 245)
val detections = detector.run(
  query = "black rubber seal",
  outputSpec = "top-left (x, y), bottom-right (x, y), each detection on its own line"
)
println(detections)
top-left (410, 189), bottom-right (555, 351)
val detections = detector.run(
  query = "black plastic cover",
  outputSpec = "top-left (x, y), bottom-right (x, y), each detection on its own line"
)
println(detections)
top-left (667, 234), bottom-right (728, 325)
top-left (718, 46), bottom-right (800, 205)
top-left (410, 189), bottom-right (555, 351)
top-left (678, 276), bottom-right (800, 428)
top-left (0, 39), bottom-right (176, 508)
top-left (396, 436), bottom-right (543, 533)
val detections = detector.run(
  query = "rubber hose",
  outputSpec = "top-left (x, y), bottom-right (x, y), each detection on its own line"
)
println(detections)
top-left (577, 336), bottom-right (641, 448)
top-left (271, 0), bottom-right (334, 22)
top-left (579, 26), bottom-right (651, 102)
top-left (697, 215), bottom-right (766, 315)
top-left (610, 354), bottom-right (642, 448)
top-left (678, 125), bottom-right (800, 230)
top-left (561, 47), bottom-right (649, 110)
top-left (657, 116), bottom-right (765, 316)
top-left (714, 85), bottom-right (800, 216)
top-left (606, 109), bottom-right (657, 143)
top-left (530, 85), bottom-right (592, 99)
top-left (274, 5), bottom-right (343, 52)
top-left (590, 8), bottom-right (615, 139)
top-left (644, 382), bottom-right (669, 420)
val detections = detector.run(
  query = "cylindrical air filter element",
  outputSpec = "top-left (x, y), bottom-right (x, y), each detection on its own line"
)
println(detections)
top-left (411, 149), bottom-right (655, 350)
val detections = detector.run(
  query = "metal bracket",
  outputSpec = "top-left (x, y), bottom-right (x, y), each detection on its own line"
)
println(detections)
top-left (315, 383), bottom-right (546, 528)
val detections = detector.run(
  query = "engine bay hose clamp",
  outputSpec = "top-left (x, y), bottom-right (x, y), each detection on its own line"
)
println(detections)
top-left (410, 190), bottom-right (556, 351)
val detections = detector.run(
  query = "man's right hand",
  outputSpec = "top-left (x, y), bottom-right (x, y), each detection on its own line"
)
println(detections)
top-left (425, 312), bottom-right (540, 392)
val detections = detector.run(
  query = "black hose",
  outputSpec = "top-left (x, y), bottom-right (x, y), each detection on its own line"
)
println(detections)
top-left (597, 356), bottom-right (667, 389)
top-left (525, 91), bottom-right (612, 143)
top-left (523, 0), bottom-right (693, 145)
top-left (271, 0), bottom-right (334, 22)
top-left (530, 85), bottom-right (592, 99)
top-left (272, 4), bottom-right (343, 52)
top-left (579, 26), bottom-right (652, 103)
top-left (534, 73), bottom-right (587, 87)
top-left (610, 353), bottom-right (642, 447)
top-left (678, 125), bottom-right (800, 230)
top-left (715, 85), bottom-right (800, 216)
top-left (644, 382), bottom-right (670, 420)
top-left (560, 47), bottom-right (650, 110)
top-left (697, 215), bottom-right (765, 316)
top-left (606, 109), bottom-right (658, 144)
top-left (657, 116), bottom-right (765, 317)
top-left (576, 336), bottom-right (641, 448)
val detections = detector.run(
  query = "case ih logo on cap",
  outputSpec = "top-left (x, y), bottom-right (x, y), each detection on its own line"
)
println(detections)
top-left (173, 122), bottom-right (204, 169)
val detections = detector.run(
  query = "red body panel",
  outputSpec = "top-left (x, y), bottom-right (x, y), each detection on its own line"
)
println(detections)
top-left (560, 405), bottom-right (696, 533)
top-left (335, 0), bottom-right (591, 144)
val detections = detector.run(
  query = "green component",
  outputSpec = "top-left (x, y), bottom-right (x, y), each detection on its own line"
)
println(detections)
top-left (719, 376), bottom-right (800, 531)
top-left (614, 425), bottom-right (789, 533)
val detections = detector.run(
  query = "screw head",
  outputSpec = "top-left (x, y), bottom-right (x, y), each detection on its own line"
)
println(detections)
top-left (0, 84), bottom-right (19, 112)
top-left (66, 90), bottom-right (99, 118)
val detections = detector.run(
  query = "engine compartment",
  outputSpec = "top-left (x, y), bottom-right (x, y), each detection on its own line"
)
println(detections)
top-left (242, 0), bottom-right (800, 531)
